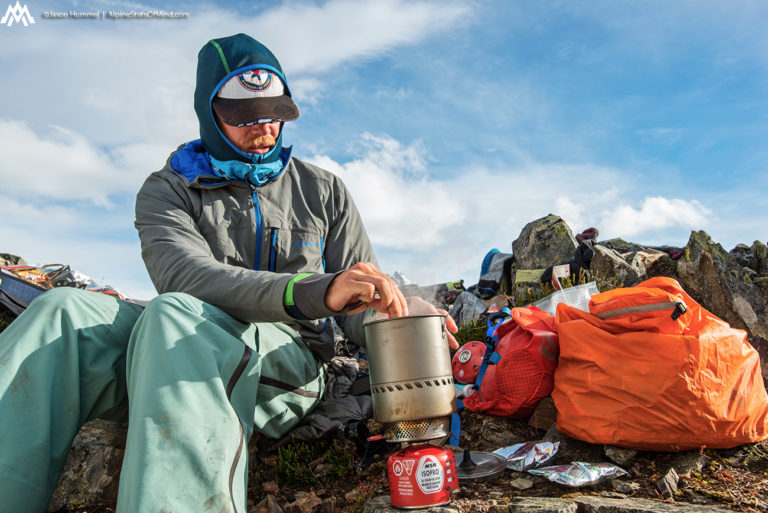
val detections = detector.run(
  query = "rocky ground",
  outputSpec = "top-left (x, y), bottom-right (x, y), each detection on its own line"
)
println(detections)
top-left (4, 214), bottom-right (768, 513)
top-left (230, 395), bottom-right (768, 513)
top-left (56, 403), bottom-right (767, 513)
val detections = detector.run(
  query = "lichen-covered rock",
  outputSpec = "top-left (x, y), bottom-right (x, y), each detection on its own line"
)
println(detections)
top-left (589, 245), bottom-right (643, 286)
top-left (572, 495), bottom-right (732, 512)
top-left (731, 243), bottom-right (757, 271)
top-left (753, 241), bottom-right (768, 274)
top-left (646, 252), bottom-right (678, 280)
top-left (363, 495), bottom-right (459, 513)
top-left (629, 248), bottom-right (667, 275)
top-left (512, 215), bottom-right (577, 270)
top-left (677, 231), bottom-right (768, 338)
top-left (729, 240), bottom-right (768, 275)
top-left (507, 497), bottom-right (578, 512)
top-left (47, 419), bottom-right (127, 512)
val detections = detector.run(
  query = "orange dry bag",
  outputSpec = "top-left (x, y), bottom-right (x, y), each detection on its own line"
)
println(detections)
top-left (553, 276), bottom-right (768, 450)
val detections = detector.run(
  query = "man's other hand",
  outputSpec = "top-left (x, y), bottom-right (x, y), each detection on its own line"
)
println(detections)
top-left (363, 296), bottom-right (459, 350)
top-left (404, 296), bottom-right (459, 349)
top-left (325, 262), bottom-right (408, 317)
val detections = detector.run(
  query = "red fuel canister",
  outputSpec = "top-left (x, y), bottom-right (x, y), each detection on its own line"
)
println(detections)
top-left (387, 443), bottom-right (459, 509)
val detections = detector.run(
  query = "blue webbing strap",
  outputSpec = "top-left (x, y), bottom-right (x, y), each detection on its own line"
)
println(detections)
top-left (472, 310), bottom-right (511, 401)
top-left (449, 410), bottom-right (461, 446)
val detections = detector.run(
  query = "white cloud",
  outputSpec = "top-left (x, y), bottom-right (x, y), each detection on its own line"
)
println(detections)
top-left (598, 197), bottom-right (712, 238)
top-left (0, 119), bottom-right (169, 206)
top-left (263, 0), bottom-right (471, 73)
top-left (0, 196), bottom-right (80, 227)
top-left (305, 135), bottom-right (719, 285)
top-left (0, 0), bottom-right (469, 147)
top-left (308, 133), bottom-right (458, 249)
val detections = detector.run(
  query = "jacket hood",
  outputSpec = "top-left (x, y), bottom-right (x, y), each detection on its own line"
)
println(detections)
top-left (194, 33), bottom-right (294, 163)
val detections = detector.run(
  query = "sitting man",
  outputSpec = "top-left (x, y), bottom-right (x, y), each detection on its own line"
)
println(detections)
top-left (0, 33), bottom-right (455, 512)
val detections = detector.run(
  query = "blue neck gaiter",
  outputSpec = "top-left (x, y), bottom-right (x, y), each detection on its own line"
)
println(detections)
top-left (210, 154), bottom-right (284, 186)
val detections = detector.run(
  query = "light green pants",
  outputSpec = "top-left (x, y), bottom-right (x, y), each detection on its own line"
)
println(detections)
top-left (0, 287), bottom-right (323, 513)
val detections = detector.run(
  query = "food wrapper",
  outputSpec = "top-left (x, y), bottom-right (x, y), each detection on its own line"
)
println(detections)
top-left (493, 441), bottom-right (559, 471)
top-left (527, 461), bottom-right (627, 487)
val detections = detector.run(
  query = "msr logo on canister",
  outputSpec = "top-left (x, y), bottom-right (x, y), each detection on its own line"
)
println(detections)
top-left (416, 455), bottom-right (444, 494)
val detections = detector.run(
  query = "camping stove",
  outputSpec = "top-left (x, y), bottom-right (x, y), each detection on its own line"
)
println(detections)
top-left (364, 314), bottom-right (459, 508)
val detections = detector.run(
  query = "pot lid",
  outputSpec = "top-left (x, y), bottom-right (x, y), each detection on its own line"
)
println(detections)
top-left (454, 448), bottom-right (507, 481)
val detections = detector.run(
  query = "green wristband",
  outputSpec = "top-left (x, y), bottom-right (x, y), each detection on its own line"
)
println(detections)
top-left (284, 273), bottom-right (314, 318)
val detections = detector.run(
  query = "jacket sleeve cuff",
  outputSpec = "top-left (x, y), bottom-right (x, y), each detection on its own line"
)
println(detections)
top-left (284, 272), bottom-right (341, 320)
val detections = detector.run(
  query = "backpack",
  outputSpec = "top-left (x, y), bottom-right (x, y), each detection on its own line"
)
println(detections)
top-left (553, 276), bottom-right (768, 450)
top-left (462, 305), bottom-right (559, 416)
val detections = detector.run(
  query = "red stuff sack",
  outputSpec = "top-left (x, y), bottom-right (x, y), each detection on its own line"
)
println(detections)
top-left (463, 306), bottom-right (558, 416)
top-left (553, 276), bottom-right (768, 450)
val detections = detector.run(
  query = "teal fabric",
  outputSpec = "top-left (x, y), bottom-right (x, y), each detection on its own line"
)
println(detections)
top-left (0, 288), bottom-right (322, 512)
top-left (195, 33), bottom-right (293, 164)
top-left (210, 155), bottom-right (285, 186)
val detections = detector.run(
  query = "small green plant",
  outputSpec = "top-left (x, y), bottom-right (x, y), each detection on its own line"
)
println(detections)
top-left (515, 268), bottom-right (622, 307)
top-left (454, 318), bottom-right (486, 345)
top-left (348, 480), bottom-right (375, 513)
top-left (325, 439), bottom-right (355, 479)
top-left (274, 440), bottom-right (322, 486)
top-left (743, 442), bottom-right (768, 472)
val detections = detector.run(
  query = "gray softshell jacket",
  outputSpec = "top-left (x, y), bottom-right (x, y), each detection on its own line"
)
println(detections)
top-left (135, 145), bottom-right (375, 360)
top-left (134, 34), bottom-right (375, 360)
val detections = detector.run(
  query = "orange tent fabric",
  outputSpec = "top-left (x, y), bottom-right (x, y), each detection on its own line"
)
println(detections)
top-left (553, 277), bottom-right (768, 450)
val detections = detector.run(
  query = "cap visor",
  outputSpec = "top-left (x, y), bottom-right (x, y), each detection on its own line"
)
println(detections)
top-left (213, 96), bottom-right (299, 125)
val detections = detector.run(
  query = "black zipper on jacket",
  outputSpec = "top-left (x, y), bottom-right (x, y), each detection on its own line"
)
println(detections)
top-left (225, 345), bottom-right (252, 513)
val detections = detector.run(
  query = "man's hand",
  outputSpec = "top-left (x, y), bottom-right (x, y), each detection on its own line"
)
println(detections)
top-left (325, 262), bottom-right (408, 317)
top-left (404, 296), bottom-right (459, 349)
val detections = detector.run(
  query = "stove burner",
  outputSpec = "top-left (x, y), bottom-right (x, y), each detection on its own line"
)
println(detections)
top-left (383, 416), bottom-right (451, 442)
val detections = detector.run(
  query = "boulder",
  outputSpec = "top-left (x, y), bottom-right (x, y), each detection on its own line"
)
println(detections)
top-left (47, 420), bottom-right (127, 512)
top-left (729, 241), bottom-right (768, 275)
top-left (629, 248), bottom-right (668, 276)
top-left (753, 240), bottom-right (768, 274)
top-left (646, 252), bottom-right (679, 280)
top-left (677, 231), bottom-right (768, 338)
top-left (730, 243), bottom-right (757, 272)
top-left (589, 245), bottom-right (643, 287)
top-left (512, 215), bottom-right (577, 270)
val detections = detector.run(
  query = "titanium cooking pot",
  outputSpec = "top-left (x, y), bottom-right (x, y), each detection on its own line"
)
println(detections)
top-left (364, 314), bottom-right (457, 441)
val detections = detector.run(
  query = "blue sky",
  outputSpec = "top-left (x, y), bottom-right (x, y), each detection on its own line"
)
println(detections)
top-left (0, 0), bottom-right (766, 299)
